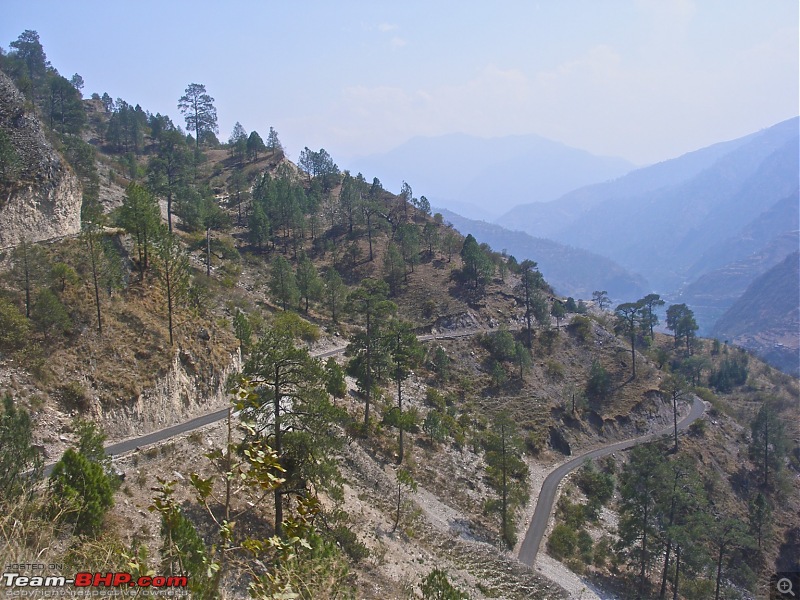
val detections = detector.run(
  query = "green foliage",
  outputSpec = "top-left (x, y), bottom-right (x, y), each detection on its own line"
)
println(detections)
top-left (568, 315), bottom-right (593, 343)
top-left (420, 569), bottom-right (469, 600)
top-left (233, 309), bottom-right (253, 354)
top-left (296, 253), bottom-right (322, 313)
top-left (0, 394), bottom-right (42, 505)
top-left (269, 255), bottom-right (299, 311)
top-left (153, 230), bottom-right (191, 346)
top-left (482, 327), bottom-right (516, 361)
top-left (548, 524), bottom-right (578, 559)
top-left (422, 409), bottom-right (448, 444)
top-left (10, 239), bottom-right (50, 318)
top-left (585, 360), bottom-right (612, 407)
top-left (575, 462), bottom-right (614, 516)
top-left (666, 303), bottom-right (698, 353)
top-left (118, 183), bottom-right (160, 277)
top-left (0, 297), bottom-right (29, 352)
top-left (330, 525), bottom-right (369, 562)
top-left (709, 355), bottom-right (748, 392)
top-left (459, 234), bottom-right (494, 289)
top-left (30, 288), bottom-right (71, 339)
top-left (592, 290), bottom-right (610, 310)
top-left (324, 357), bottom-right (347, 400)
top-left (430, 346), bottom-right (451, 384)
top-left (323, 267), bottom-right (346, 323)
top-left (49, 448), bottom-right (114, 536)
top-left (484, 413), bottom-right (528, 547)
top-left (178, 83), bottom-right (218, 149)
top-left (241, 328), bottom-right (343, 534)
top-left (749, 400), bottom-right (787, 489)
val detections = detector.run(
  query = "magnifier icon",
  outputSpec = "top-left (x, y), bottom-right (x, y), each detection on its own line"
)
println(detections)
top-left (778, 578), bottom-right (796, 596)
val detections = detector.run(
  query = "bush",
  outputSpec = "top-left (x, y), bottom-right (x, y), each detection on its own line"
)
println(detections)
top-left (709, 356), bottom-right (748, 392)
top-left (0, 298), bottom-right (29, 352)
top-left (568, 315), bottom-right (592, 343)
top-left (421, 569), bottom-right (468, 600)
top-left (331, 525), bottom-right (370, 562)
top-left (548, 524), bottom-right (577, 559)
top-left (49, 448), bottom-right (114, 536)
top-left (557, 496), bottom-right (587, 529)
top-left (545, 360), bottom-right (565, 381)
top-left (586, 361), bottom-right (612, 407)
top-left (577, 529), bottom-right (594, 563)
top-left (575, 462), bottom-right (614, 514)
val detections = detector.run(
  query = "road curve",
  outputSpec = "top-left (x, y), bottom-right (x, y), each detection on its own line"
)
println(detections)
top-left (42, 329), bottom-right (475, 474)
top-left (517, 396), bottom-right (706, 567)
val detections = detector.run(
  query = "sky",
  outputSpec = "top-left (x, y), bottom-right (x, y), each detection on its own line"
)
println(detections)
top-left (2, 1), bottom-right (798, 168)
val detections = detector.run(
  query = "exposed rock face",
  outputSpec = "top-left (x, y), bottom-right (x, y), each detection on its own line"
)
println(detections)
top-left (0, 71), bottom-right (82, 248)
top-left (99, 350), bottom-right (243, 439)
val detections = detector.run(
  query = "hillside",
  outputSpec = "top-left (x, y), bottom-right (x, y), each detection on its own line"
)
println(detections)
top-left (0, 32), bottom-right (798, 600)
top-left (711, 252), bottom-right (800, 376)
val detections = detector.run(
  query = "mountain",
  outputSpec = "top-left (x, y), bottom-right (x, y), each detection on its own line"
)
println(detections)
top-left (497, 118), bottom-right (798, 281)
top-left (346, 133), bottom-right (635, 218)
top-left (439, 208), bottom-right (648, 300)
top-left (495, 131), bottom-right (758, 239)
top-left (677, 191), bottom-right (799, 332)
top-left (711, 252), bottom-right (800, 376)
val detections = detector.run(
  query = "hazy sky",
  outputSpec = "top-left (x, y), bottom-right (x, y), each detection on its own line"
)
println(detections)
top-left (2, 1), bottom-right (798, 167)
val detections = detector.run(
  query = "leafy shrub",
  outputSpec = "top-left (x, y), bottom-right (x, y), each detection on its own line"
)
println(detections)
top-left (577, 529), bottom-right (594, 563)
top-left (548, 524), bottom-right (577, 559)
top-left (0, 297), bottom-right (29, 351)
top-left (586, 361), bottom-right (612, 407)
top-left (709, 356), bottom-right (748, 392)
top-left (49, 448), bottom-right (114, 536)
top-left (568, 315), bottom-right (592, 343)
top-left (330, 525), bottom-right (370, 562)
top-left (420, 569), bottom-right (468, 600)
top-left (575, 462), bottom-right (614, 515)
top-left (545, 360), bottom-right (565, 381)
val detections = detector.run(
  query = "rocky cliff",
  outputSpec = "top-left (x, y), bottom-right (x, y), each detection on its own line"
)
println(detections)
top-left (0, 70), bottom-right (82, 248)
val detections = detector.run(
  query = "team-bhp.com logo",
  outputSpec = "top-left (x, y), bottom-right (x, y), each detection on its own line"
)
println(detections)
top-left (3, 569), bottom-right (188, 596)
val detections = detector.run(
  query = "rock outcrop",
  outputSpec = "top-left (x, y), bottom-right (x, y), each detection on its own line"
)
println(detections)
top-left (0, 70), bottom-right (82, 248)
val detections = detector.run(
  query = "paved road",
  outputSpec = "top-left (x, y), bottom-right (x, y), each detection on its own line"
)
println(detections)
top-left (517, 395), bottom-right (706, 566)
top-left (42, 329), bottom-right (478, 475)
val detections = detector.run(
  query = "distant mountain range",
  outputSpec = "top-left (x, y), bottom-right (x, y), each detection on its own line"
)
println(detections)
top-left (711, 252), bottom-right (800, 376)
top-left (438, 209), bottom-right (648, 300)
top-left (346, 133), bottom-right (635, 219)
top-left (498, 118), bottom-right (799, 296)
top-left (351, 119), bottom-right (799, 373)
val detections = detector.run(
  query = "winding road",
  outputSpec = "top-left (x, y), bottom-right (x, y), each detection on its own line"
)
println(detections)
top-left (517, 395), bottom-right (707, 566)
top-left (44, 328), bottom-right (482, 475)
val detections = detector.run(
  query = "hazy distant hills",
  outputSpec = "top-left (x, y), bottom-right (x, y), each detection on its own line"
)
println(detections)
top-left (438, 209), bottom-right (648, 300)
top-left (499, 117), bottom-right (799, 294)
top-left (677, 193), bottom-right (799, 331)
top-left (347, 133), bottom-right (634, 219)
top-left (711, 252), bottom-right (800, 376)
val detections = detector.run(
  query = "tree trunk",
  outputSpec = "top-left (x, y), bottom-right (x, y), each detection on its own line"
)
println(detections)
top-left (206, 227), bottom-right (211, 277)
top-left (672, 545), bottom-right (681, 600)
top-left (714, 542), bottom-right (726, 600)
top-left (673, 392), bottom-right (679, 452)
top-left (88, 234), bottom-right (102, 335)
top-left (274, 366), bottom-right (283, 537)
top-left (397, 378), bottom-right (404, 464)
top-left (638, 502), bottom-right (649, 600)
top-left (364, 310), bottom-right (371, 429)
